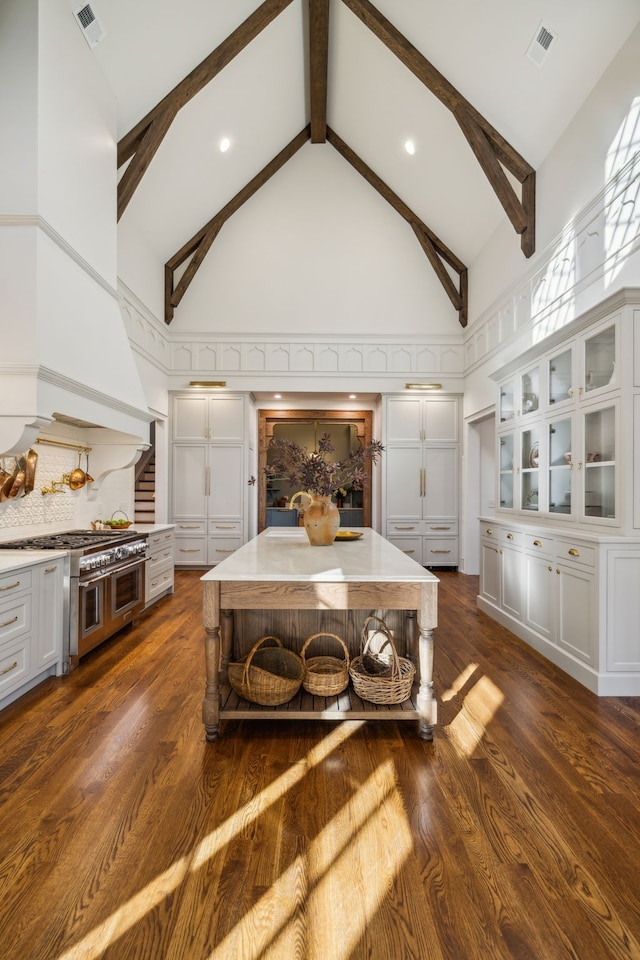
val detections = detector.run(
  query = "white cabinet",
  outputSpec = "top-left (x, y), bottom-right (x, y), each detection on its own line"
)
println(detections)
top-left (493, 300), bottom-right (632, 532)
top-left (477, 517), bottom-right (637, 694)
top-left (145, 527), bottom-right (175, 607)
top-left (0, 557), bottom-right (64, 711)
top-left (384, 395), bottom-right (460, 567)
top-left (171, 393), bottom-right (249, 567)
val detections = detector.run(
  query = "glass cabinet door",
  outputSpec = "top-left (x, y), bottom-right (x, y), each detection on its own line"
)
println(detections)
top-left (584, 324), bottom-right (616, 395)
top-left (548, 348), bottom-right (573, 406)
top-left (520, 426), bottom-right (539, 511)
top-left (582, 405), bottom-right (616, 520)
top-left (499, 381), bottom-right (515, 423)
top-left (499, 433), bottom-right (515, 509)
top-left (548, 417), bottom-right (572, 515)
top-left (520, 365), bottom-right (539, 417)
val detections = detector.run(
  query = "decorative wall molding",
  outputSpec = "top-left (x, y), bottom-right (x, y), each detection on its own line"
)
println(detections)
top-left (0, 214), bottom-right (120, 301)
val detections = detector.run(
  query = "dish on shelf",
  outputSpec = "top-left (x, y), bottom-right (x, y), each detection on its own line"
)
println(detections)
top-left (334, 530), bottom-right (363, 541)
top-left (529, 442), bottom-right (539, 468)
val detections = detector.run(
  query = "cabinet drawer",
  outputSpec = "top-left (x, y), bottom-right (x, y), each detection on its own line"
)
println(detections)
top-left (425, 521), bottom-right (458, 535)
top-left (525, 535), bottom-right (554, 558)
top-left (499, 528), bottom-right (523, 546)
top-left (556, 541), bottom-right (595, 567)
top-left (148, 530), bottom-right (175, 552)
top-left (424, 538), bottom-right (458, 565)
top-left (387, 536), bottom-right (422, 561)
top-left (480, 524), bottom-right (500, 541)
top-left (0, 569), bottom-right (32, 597)
top-left (174, 521), bottom-right (206, 535)
top-left (0, 638), bottom-right (29, 699)
top-left (208, 537), bottom-right (242, 563)
top-left (147, 543), bottom-right (174, 565)
top-left (208, 519), bottom-right (243, 535)
top-left (147, 557), bottom-right (174, 602)
top-left (387, 521), bottom-right (422, 536)
top-left (0, 594), bottom-right (31, 645)
top-left (174, 537), bottom-right (206, 564)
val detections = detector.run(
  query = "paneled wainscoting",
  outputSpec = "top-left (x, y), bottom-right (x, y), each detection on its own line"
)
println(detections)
top-left (0, 571), bottom-right (639, 959)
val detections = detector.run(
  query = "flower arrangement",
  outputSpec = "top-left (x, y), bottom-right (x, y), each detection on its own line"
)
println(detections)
top-left (267, 433), bottom-right (384, 498)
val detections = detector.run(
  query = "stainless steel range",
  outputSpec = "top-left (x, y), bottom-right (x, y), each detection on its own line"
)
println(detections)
top-left (0, 529), bottom-right (148, 671)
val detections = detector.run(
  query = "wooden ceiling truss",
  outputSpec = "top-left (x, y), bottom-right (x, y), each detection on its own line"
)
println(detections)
top-left (117, 0), bottom-right (536, 327)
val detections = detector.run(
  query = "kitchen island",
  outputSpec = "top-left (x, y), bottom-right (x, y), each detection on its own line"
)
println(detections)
top-left (201, 528), bottom-right (439, 740)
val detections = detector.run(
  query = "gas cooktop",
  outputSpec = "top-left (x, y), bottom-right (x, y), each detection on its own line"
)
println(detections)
top-left (0, 529), bottom-right (142, 551)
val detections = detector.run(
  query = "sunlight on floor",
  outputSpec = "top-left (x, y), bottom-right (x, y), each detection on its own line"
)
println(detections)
top-left (445, 675), bottom-right (504, 757)
top-left (56, 720), bottom-right (368, 960)
top-left (440, 662), bottom-right (478, 702)
top-left (209, 759), bottom-right (413, 960)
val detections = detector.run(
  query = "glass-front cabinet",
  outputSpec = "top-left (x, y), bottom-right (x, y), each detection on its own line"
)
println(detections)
top-left (494, 310), bottom-right (623, 528)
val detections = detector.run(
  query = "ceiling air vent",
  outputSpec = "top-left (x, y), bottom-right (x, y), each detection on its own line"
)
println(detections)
top-left (526, 22), bottom-right (557, 68)
top-left (73, 3), bottom-right (106, 49)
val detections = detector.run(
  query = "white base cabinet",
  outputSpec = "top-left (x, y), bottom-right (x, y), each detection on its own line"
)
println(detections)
top-left (478, 518), bottom-right (640, 695)
top-left (145, 526), bottom-right (175, 607)
top-left (0, 556), bottom-right (65, 711)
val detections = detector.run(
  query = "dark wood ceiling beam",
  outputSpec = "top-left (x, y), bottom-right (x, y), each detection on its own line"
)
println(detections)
top-left (117, 0), bottom-right (295, 219)
top-left (340, 0), bottom-right (536, 256)
top-left (164, 126), bottom-right (311, 324)
top-left (327, 126), bottom-right (467, 326)
top-left (309, 0), bottom-right (330, 142)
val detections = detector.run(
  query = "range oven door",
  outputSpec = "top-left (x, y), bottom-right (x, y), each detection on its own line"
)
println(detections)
top-left (78, 572), bottom-right (109, 657)
top-left (105, 558), bottom-right (145, 638)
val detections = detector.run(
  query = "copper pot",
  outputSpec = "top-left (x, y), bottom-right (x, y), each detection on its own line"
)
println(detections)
top-left (7, 456), bottom-right (26, 499)
top-left (69, 452), bottom-right (87, 490)
top-left (23, 448), bottom-right (38, 494)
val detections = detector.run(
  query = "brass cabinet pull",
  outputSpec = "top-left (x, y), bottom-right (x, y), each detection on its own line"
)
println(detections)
top-left (506, 533), bottom-right (514, 539)
top-left (0, 615), bottom-right (19, 628)
top-left (533, 540), bottom-right (542, 547)
top-left (486, 528), bottom-right (493, 535)
top-left (568, 548), bottom-right (580, 556)
top-left (0, 580), bottom-right (20, 592)
top-left (151, 536), bottom-right (161, 544)
top-left (214, 524), bottom-right (235, 529)
top-left (44, 566), bottom-right (58, 574)
top-left (215, 548), bottom-right (236, 553)
top-left (0, 660), bottom-right (18, 677)
top-left (402, 549), bottom-right (416, 554)
top-left (179, 548), bottom-right (201, 553)
top-left (394, 525), bottom-right (416, 531)
top-left (430, 526), bottom-right (451, 530)
top-left (430, 549), bottom-right (451, 554)
top-left (548, 566), bottom-right (553, 572)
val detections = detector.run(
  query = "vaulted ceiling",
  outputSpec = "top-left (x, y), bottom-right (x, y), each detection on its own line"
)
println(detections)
top-left (92, 0), bottom-right (640, 329)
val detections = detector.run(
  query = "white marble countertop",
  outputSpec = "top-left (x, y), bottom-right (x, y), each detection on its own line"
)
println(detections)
top-left (0, 550), bottom-right (68, 574)
top-left (132, 523), bottom-right (176, 534)
top-left (201, 528), bottom-right (439, 583)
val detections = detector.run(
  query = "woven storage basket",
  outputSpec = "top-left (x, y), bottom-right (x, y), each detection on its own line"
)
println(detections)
top-left (300, 632), bottom-right (350, 697)
top-left (349, 616), bottom-right (416, 705)
top-left (228, 636), bottom-right (304, 706)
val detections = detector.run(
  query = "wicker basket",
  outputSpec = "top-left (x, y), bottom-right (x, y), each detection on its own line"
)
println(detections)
top-left (300, 632), bottom-right (350, 697)
top-left (228, 636), bottom-right (304, 706)
top-left (349, 616), bottom-right (416, 705)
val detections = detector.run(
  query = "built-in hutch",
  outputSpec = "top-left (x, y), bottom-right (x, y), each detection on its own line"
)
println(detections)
top-left (170, 393), bottom-right (250, 567)
top-left (383, 394), bottom-right (460, 567)
top-left (478, 288), bottom-right (640, 695)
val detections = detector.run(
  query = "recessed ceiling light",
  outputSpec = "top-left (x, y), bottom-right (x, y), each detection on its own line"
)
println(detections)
top-left (404, 139), bottom-right (416, 156)
top-left (349, 394), bottom-right (357, 399)
top-left (274, 393), bottom-right (282, 399)
top-left (219, 137), bottom-right (231, 153)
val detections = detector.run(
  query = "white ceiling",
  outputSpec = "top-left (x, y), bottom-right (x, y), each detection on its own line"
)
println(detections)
top-left (87, 0), bottom-right (640, 292)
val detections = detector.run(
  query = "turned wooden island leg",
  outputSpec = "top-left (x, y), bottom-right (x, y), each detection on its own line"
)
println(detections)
top-left (202, 581), bottom-right (221, 741)
top-left (417, 582), bottom-right (438, 740)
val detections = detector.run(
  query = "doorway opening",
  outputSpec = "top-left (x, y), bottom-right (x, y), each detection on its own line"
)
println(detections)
top-left (258, 409), bottom-right (374, 532)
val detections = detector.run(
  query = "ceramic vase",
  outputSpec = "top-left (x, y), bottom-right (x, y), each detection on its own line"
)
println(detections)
top-left (303, 495), bottom-right (340, 546)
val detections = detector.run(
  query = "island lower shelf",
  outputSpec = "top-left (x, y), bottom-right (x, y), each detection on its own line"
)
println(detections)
top-left (219, 680), bottom-right (423, 721)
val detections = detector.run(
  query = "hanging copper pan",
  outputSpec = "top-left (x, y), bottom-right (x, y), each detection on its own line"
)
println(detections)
top-left (7, 456), bottom-right (26, 498)
top-left (69, 452), bottom-right (87, 490)
top-left (23, 448), bottom-right (38, 494)
top-left (85, 451), bottom-right (94, 483)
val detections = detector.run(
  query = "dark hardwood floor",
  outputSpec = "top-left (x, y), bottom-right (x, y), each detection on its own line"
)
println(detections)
top-left (1, 570), bottom-right (639, 960)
